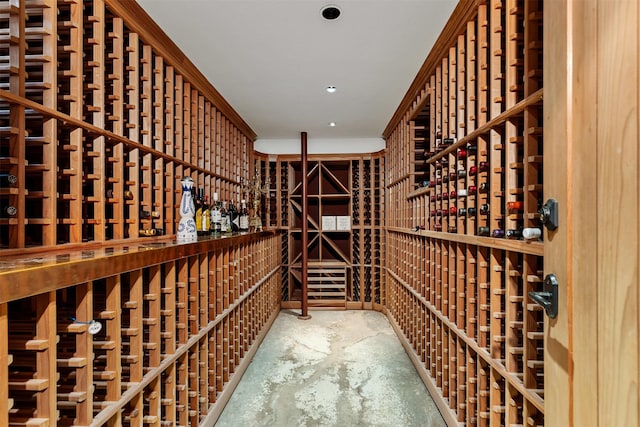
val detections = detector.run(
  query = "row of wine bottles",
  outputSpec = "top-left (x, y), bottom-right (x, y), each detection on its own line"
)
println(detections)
top-left (191, 188), bottom-right (250, 235)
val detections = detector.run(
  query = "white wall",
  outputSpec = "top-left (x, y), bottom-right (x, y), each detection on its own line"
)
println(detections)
top-left (254, 138), bottom-right (385, 155)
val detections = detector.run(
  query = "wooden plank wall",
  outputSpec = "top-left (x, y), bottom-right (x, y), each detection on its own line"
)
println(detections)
top-left (545, 0), bottom-right (639, 426)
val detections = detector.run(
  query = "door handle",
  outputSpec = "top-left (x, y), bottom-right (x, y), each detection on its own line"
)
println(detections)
top-left (528, 273), bottom-right (558, 318)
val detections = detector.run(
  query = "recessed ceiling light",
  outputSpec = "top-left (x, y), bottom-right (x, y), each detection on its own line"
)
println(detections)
top-left (329, 122), bottom-right (337, 127)
top-left (321, 5), bottom-right (341, 20)
top-left (326, 86), bottom-right (337, 93)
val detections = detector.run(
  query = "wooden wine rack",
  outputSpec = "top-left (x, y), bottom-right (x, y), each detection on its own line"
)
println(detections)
top-left (383, 0), bottom-right (545, 425)
top-left (0, 232), bottom-right (281, 426)
top-left (0, 0), bottom-right (254, 252)
top-left (258, 153), bottom-right (385, 310)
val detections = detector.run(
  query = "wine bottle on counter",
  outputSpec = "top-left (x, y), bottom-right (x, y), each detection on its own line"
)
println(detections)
top-left (211, 192), bottom-right (221, 234)
top-left (195, 188), bottom-right (203, 234)
top-left (202, 196), bottom-right (210, 234)
top-left (220, 201), bottom-right (229, 234)
top-left (229, 200), bottom-right (239, 232)
top-left (239, 199), bottom-right (249, 232)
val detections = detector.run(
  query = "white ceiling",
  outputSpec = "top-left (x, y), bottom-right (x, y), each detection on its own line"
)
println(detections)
top-left (137, 0), bottom-right (457, 149)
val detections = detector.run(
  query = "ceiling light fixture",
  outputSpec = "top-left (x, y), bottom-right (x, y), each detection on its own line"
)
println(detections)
top-left (321, 5), bottom-right (341, 20)
top-left (329, 122), bottom-right (337, 127)
top-left (326, 86), bottom-right (337, 93)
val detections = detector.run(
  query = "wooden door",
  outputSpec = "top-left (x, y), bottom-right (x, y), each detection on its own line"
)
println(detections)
top-left (544, 0), bottom-right (639, 426)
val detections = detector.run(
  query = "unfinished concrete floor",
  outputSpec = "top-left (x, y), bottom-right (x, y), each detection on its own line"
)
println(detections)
top-left (215, 310), bottom-right (446, 427)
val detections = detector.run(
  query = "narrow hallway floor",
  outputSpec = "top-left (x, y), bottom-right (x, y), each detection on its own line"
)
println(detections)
top-left (215, 310), bottom-right (446, 427)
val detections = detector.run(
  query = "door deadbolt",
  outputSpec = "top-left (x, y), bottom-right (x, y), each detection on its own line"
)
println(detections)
top-left (528, 274), bottom-right (558, 318)
top-left (538, 199), bottom-right (558, 231)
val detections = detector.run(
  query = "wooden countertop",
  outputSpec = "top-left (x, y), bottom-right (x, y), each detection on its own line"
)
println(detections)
top-left (0, 230), bottom-right (278, 304)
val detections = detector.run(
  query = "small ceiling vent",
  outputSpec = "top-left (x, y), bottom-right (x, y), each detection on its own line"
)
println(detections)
top-left (321, 5), bottom-right (341, 20)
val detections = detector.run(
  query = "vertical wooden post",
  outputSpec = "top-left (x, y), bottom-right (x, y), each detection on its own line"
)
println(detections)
top-left (299, 131), bottom-right (311, 319)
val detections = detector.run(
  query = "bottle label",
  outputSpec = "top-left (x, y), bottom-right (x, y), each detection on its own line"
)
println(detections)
top-left (202, 213), bottom-right (210, 231)
top-left (212, 210), bottom-right (221, 223)
top-left (240, 215), bottom-right (249, 230)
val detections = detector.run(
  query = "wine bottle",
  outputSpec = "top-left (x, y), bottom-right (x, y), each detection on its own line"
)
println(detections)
top-left (202, 195), bottom-right (210, 234)
top-left (0, 173), bottom-right (17, 185)
top-left (220, 201), bottom-right (229, 233)
top-left (139, 228), bottom-right (157, 237)
top-left (478, 226), bottom-right (490, 236)
top-left (239, 199), bottom-right (249, 232)
top-left (140, 210), bottom-right (160, 219)
top-left (507, 201), bottom-right (524, 212)
top-left (195, 188), bottom-right (203, 234)
top-left (229, 200), bottom-right (239, 232)
top-left (506, 228), bottom-right (523, 239)
top-left (480, 203), bottom-right (490, 215)
top-left (211, 192), bottom-right (221, 234)
top-left (2, 205), bottom-right (17, 216)
top-left (522, 227), bottom-right (542, 240)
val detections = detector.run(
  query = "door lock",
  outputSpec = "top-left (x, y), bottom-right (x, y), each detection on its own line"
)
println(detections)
top-left (538, 199), bottom-right (558, 231)
top-left (529, 274), bottom-right (558, 318)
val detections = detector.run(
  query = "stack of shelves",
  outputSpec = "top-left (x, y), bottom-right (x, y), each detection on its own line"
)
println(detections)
top-left (384, 0), bottom-right (544, 425)
top-left (0, 0), bottom-right (255, 253)
top-left (0, 232), bottom-right (281, 426)
top-left (261, 154), bottom-right (384, 309)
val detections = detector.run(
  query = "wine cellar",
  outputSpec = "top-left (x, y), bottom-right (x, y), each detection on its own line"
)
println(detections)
top-left (1, 0), bottom-right (639, 426)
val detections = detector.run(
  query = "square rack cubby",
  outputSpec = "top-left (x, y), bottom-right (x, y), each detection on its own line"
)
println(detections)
top-left (383, 0), bottom-right (545, 425)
